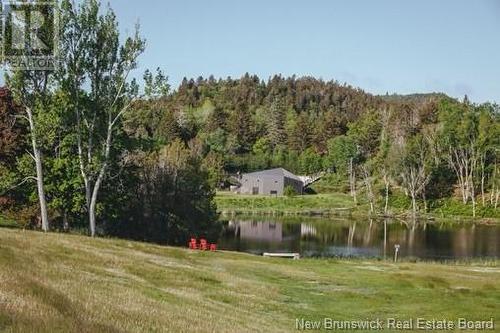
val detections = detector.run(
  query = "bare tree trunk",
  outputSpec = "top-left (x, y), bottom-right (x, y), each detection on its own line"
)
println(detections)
top-left (89, 161), bottom-right (108, 237)
top-left (361, 165), bottom-right (374, 215)
top-left (471, 179), bottom-right (476, 217)
top-left (491, 162), bottom-right (497, 206)
top-left (470, 145), bottom-right (478, 218)
top-left (63, 210), bottom-right (69, 232)
top-left (348, 158), bottom-right (357, 205)
top-left (464, 152), bottom-right (470, 204)
top-left (89, 179), bottom-right (100, 236)
top-left (26, 107), bottom-right (49, 232)
top-left (449, 148), bottom-right (469, 204)
top-left (495, 189), bottom-right (499, 210)
top-left (89, 197), bottom-right (96, 236)
top-left (75, 108), bottom-right (94, 235)
top-left (401, 166), bottom-right (428, 220)
top-left (383, 219), bottom-right (387, 260)
top-left (422, 189), bottom-right (427, 213)
top-left (411, 168), bottom-right (418, 218)
top-left (411, 193), bottom-right (417, 220)
top-left (480, 153), bottom-right (486, 206)
top-left (383, 172), bottom-right (389, 216)
top-left (88, 120), bottom-right (114, 237)
top-left (491, 165), bottom-right (496, 206)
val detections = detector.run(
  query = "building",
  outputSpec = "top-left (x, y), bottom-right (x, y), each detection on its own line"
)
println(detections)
top-left (236, 168), bottom-right (303, 196)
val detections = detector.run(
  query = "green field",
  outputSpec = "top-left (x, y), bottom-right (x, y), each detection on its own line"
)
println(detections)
top-left (215, 191), bottom-right (500, 221)
top-left (0, 228), bottom-right (498, 332)
top-left (215, 192), bottom-right (362, 216)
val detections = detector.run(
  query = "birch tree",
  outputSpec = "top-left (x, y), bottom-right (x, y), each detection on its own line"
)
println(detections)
top-left (361, 164), bottom-right (375, 214)
top-left (492, 156), bottom-right (500, 209)
top-left (326, 135), bottom-right (359, 205)
top-left (438, 100), bottom-right (498, 216)
top-left (476, 105), bottom-right (500, 207)
top-left (375, 107), bottom-right (393, 215)
top-left (348, 157), bottom-right (358, 205)
top-left (396, 134), bottom-right (432, 218)
top-left (6, 71), bottom-right (52, 231)
top-left (439, 100), bottom-right (476, 205)
top-left (58, 0), bottom-right (145, 236)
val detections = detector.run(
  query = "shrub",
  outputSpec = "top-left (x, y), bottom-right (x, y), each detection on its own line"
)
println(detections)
top-left (284, 185), bottom-right (297, 197)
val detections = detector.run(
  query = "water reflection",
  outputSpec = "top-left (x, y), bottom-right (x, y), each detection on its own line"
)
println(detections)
top-left (219, 217), bottom-right (499, 259)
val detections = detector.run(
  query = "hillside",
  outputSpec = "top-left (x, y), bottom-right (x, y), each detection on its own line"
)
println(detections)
top-left (0, 229), bottom-right (498, 332)
top-left (378, 92), bottom-right (450, 104)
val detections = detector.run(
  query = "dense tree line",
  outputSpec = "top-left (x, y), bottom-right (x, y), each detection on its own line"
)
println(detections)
top-left (138, 71), bottom-right (498, 217)
top-left (0, 0), bottom-right (219, 243)
top-left (1, 0), bottom-right (499, 244)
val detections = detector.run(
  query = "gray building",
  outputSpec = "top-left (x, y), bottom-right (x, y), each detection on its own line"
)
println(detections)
top-left (237, 168), bottom-right (303, 196)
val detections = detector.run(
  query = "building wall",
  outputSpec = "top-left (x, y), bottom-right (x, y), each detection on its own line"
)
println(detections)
top-left (284, 176), bottom-right (303, 195)
top-left (239, 174), bottom-right (303, 196)
top-left (240, 174), bottom-right (284, 195)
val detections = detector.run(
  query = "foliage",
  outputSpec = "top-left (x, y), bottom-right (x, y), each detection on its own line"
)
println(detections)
top-left (108, 140), bottom-right (220, 245)
top-left (299, 148), bottom-right (323, 174)
top-left (283, 185), bottom-right (297, 197)
top-left (1, 0), bottom-right (499, 239)
top-left (325, 135), bottom-right (358, 174)
top-left (0, 1), bottom-right (221, 241)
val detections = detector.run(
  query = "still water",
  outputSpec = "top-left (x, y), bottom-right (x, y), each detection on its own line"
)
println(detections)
top-left (218, 217), bottom-right (499, 260)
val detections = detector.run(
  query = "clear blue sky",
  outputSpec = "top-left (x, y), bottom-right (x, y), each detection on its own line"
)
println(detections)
top-left (110, 0), bottom-right (499, 103)
top-left (1, 1), bottom-right (498, 103)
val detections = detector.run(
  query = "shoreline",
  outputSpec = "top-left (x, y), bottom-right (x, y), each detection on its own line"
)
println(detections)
top-left (1, 226), bottom-right (497, 264)
top-left (218, 209), bottom-right (500, 224)
top-left (215, 192), bottom-right (500, 224)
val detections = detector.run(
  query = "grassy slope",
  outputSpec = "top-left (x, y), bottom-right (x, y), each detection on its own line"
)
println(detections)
top-left (0, 229), bottom-right (499, 332)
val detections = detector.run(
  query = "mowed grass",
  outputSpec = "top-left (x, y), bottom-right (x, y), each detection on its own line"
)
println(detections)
top-left (0, 229), bottom-right (499, 332)
top-left (215, 192), bottom-right (361, 215)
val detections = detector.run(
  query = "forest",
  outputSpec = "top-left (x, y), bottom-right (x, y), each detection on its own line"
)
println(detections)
top-left (0, 0), bottom-right (499, 245)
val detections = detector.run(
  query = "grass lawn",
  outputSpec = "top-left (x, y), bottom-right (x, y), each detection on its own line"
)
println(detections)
top-left (215, 192), bottom-right (500, 222)
top-left (215, 192), bottom-right (363, 216)
top-left (0, 228), bottom-right (499, 332)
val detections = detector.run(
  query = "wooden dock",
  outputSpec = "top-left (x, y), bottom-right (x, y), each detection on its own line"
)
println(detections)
top-left (263, 252), bottom-right (300, 260)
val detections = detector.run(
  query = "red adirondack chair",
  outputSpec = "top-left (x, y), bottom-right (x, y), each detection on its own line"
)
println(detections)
top-left (188, 238), bottom-right (197, 249)
top-left (209, 244), bottom-right (217, 251)
top-left (199, 238), bottom-right (208, 251)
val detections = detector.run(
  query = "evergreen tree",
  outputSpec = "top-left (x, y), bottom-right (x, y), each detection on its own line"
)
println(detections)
top-left (227, 103), bottom-right (253, 153)
top-left (289, 112), bottom-right (312, 152)
top-left (267, 97), bottom-right (287, 150)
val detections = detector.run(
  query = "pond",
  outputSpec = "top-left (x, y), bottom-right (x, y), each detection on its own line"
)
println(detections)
top-left (217, 216), bottom-right (499, 260)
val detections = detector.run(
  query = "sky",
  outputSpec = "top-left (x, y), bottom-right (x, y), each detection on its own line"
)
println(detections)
top-left (108, 0), bottom-right (500, 103)
top-left (2, 0), bottom-right (499, 103)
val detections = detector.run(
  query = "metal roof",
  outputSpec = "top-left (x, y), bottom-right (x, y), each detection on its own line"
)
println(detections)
top-left (242, 168), bottom-right (302, 182)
